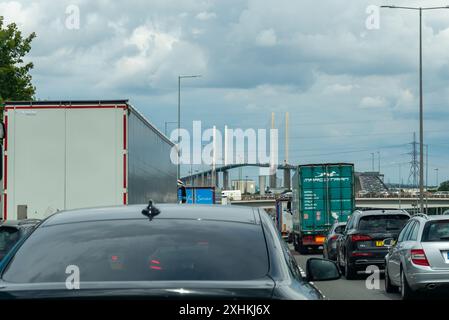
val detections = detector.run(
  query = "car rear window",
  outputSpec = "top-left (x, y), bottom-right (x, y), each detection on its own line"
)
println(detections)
top-left (2, 219), bottom-right (269, 283)
top-left (422, 220), bottom-right (449, 242)
top-left (358, 215), bottom-right (409, 233)
top-left (0, 227), bottom-right (21, 254)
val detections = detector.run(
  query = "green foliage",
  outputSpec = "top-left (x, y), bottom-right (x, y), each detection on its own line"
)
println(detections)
top-left (0, 16), bottom-right (36, 117)
top-left (439, 180), bottom-right (449, 192)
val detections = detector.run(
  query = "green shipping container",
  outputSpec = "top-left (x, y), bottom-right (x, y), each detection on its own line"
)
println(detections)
top-left (292, 163), bottom-right (355, 236)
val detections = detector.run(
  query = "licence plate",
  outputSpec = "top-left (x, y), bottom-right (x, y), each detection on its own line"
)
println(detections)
top-left (376, 241), bottom-right (384, 247)
top-left (315, 236), bottom-right (325, 244)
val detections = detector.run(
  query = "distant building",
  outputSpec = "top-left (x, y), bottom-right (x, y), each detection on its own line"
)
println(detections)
top-left (232, 179), bottom-right (256, 195)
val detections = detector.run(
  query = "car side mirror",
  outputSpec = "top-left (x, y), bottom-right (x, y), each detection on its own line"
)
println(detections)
top-left (383, 238), bottom-right (396, 248)
top-left (306, 258), bottom-right (341, 282)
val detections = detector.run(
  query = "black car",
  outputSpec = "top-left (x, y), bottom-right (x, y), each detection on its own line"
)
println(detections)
top-left (336, 209), bottom-right (410, 279)
top-left (0, 204), bottom-right (341, 299)
top-left (0, 219), bottom-right (41, 261)
top-left (323, 222), bottom-right (346, 261)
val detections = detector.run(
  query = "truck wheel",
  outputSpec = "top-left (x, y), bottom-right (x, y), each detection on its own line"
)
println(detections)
top-left (344, 255), bottom-right (357, 280)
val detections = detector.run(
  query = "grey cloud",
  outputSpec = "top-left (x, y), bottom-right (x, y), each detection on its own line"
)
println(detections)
top-left (1, 0), bottom-right (448, 180)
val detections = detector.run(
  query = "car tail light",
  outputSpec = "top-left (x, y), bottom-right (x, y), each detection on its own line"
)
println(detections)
top-left (411, 249), bottom-right (430, 266)
top-left (303, 236), bottom-right (314, 242)
top-left (351, 234), bottom-right (372, 242)
top-left (330, 235), bottom-right (339, 241)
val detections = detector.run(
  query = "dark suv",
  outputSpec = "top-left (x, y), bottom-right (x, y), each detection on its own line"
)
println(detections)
top-left (336, 209), bottom-right (410, 279)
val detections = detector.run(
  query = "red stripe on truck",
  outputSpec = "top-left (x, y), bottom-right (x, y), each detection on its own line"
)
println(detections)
top-left (3, 194), bottom-right (6, 220)
top-left (4, 115), bottom-right (7, 151)
top-left (123, 154), bottom-right (127, 188)
top-left (123, 112), bottom-right (127, 205)
top-left (123, 114), bottom-right (127, 149)
top-left (3, 155), bottom-right (7, 190)
top-left (5, 105), bottom-right (128, 110)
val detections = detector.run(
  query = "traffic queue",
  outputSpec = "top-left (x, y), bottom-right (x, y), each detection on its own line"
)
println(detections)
top-left (0, 102), bottom-right (447, 300)
top-left (320, 209), bottom-right (449, 299)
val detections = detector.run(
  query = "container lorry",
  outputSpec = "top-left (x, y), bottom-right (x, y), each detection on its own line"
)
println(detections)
top-left (1, 100), bottom-right (177, 220)
top-left (291, 163), bottom-right (355, 254)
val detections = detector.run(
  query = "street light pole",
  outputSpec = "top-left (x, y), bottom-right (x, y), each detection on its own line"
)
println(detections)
top-left (419, 7), bottom-right (424, 214)
top-left (425, 144), bottom-right (429, 214)
top-left (381, 5), bottom-right (449, 213)
top-left (398, 163), bottom-right (402, 209)
top-left (177, 77), bottom-right (181, 181)
top-left (425, 144), bottom-right (429, 190)
top-left (177, 75), bottom-right (201, 181)
top-left (377, 151), bottom-right (381, 173)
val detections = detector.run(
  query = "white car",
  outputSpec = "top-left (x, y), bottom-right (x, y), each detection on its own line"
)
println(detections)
top-left (385, 215), bottom-right (449, 299)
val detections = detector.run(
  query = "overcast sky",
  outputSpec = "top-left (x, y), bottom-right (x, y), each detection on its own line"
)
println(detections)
top-left (1, 0), bottom-right (448, 184)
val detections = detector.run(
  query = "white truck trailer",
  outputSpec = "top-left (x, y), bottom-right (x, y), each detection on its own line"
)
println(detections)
top-left (1, 100), bottom-right (177, 220)
top-left (221, 190), bottom-right (242, 201)
top-left (275, 198), bottom-right (293, 240)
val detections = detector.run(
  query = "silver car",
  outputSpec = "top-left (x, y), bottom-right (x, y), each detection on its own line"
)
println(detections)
top-left (385, 214), bottom-right (449, 299)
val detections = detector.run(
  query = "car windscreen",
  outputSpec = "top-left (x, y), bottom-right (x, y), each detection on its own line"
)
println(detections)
top-left (2, 219), bottom-right (269, 283)
top-left (0, 227), bottom-right (21, 256)
top-left (358, 215), bottom-right (409, 233)
top-left (422, 220), bottom-right (449, 242)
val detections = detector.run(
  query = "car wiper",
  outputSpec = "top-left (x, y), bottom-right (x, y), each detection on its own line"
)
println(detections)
top-left (438, 236), bottom-right (449, 240)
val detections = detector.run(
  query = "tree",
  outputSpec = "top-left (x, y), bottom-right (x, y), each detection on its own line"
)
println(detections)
top-left (0, 16), bottom-right (36, 117)
top-left (439, 180), bottom-right (449, 192)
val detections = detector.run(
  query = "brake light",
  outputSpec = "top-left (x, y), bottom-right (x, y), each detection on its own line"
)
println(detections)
top-left (330, 235), bottom-right (339, 241)
top-left (351, 234), bottom-right (372, 242)
top-left (150, 266), bottom-right (162, 270)
top-left (150, 258), bottom-right (162, 270)
top-left (411, 249), bottom-right (430, 266)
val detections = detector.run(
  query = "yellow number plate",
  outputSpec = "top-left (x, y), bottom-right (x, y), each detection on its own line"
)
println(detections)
top-left (376, 241), bottom-right (384, 247)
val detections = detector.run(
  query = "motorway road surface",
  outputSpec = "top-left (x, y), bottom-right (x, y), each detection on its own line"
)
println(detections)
top-left (293, 252), bottom-right (401, 300)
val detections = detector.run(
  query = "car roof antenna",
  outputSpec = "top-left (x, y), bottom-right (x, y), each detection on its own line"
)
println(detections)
top-left (142, 200), bottom-right (161, 221)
